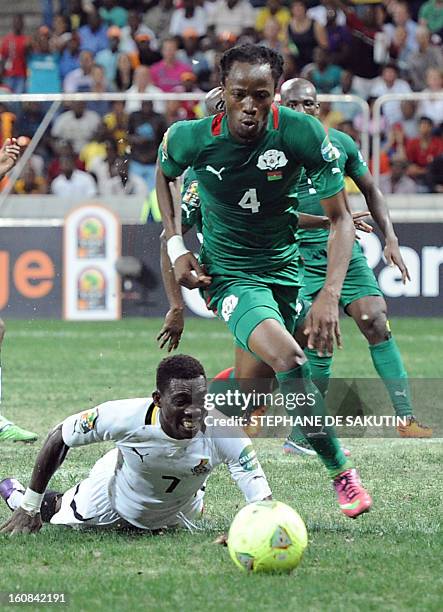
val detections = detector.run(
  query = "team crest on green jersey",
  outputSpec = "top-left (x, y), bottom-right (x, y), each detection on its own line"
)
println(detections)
top-left (257, 149), bottom-right (288, 181)
top-left (321, 136), bottom-right (340, 162)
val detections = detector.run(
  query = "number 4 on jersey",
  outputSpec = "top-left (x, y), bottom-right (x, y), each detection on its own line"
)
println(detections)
top-left (238, 188), bottom-right (261, 213)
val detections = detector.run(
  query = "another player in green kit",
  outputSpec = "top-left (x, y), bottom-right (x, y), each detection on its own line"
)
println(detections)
top-left (157, 44), bottom-right (372, 519)
top-left (279, 78), bottom-right (431, 457)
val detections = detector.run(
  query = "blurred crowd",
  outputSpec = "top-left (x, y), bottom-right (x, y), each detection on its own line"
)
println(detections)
top-left (0, 0), bottom-right (442, 199)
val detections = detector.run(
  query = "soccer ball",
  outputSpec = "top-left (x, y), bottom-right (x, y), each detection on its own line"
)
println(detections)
top-left (227, 500), bottom-right (308, 573)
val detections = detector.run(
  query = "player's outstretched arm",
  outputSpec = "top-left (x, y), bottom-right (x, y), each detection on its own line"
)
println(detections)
top-left (0, 425), bottom-right (69, 535)
top-left (156, 163), bottom-right (211, 290)
top-left (0, 138), bottom-right (21, 181)
top-left (304, 190), bottom-right (355, 355)
top-left (298, 211), bottom-right (372, 233)
top-left (355, 173), bottom-right (410, 284)
top-left (158, 229), bottom-right (186, 352)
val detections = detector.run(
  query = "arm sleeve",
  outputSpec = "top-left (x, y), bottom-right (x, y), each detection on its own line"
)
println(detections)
top-left (61, 399), bottom-right (147, 447)
top-left (284, 112), bottom-right (344, 199)
top-left (341, 133), bottom-right (369, 180)
top-left (214, 436), bottom-right (271, 503)
top-left (158, 121), bottom-right (198, 179)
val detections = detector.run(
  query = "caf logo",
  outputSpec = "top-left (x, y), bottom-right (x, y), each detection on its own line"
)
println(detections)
top-left (77, 216), bottom-right (106, 258)
top-left (77, 267), bottom-right (106, 310)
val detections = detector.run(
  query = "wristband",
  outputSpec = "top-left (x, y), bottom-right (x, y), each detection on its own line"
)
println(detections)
top-left (20, 488), bottom-right (44, 515)
top-left (167, 235), bottom-right (190, 266)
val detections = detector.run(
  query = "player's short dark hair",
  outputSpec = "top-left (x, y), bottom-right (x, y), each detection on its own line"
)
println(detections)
top-left (220, 44), bottom-right (284, 88)
top-left (156, 355), bottom-right (206, 393)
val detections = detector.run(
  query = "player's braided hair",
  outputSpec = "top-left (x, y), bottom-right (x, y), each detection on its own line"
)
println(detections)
top-left (156, 354), bottom-right (206, 392)
top-left (220, 44), bottom-right (284, 88)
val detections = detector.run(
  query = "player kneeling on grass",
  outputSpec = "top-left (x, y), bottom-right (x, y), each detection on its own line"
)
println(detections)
top-left (0, 355), bottom-right (271, 535)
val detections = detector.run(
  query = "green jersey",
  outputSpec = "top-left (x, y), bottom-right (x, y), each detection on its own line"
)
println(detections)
top-left (297, 128), bottom-right (368, 244)
top-left (159, 105), bottom-right (343, 274)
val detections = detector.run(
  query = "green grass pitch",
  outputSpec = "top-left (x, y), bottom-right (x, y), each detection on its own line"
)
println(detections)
top-left (0, 318), bottom-right (442, 611)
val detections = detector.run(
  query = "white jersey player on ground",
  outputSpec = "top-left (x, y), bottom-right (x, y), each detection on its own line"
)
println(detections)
top-left (0, 355), bottom-right (271, 534)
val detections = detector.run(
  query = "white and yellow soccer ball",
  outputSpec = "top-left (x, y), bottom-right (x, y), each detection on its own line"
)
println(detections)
top-left (227, 500), bottom-right (308, 573)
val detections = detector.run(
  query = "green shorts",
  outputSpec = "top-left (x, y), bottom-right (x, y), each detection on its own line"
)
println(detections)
top-left (299, 240), bottom-right (383, 310)
top-left (202, 261), bottom-right (310, 353)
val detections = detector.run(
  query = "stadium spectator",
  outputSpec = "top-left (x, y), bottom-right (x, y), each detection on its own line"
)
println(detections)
top-left (383, 122), bottom-right (408, 161)
top-left (419, 67), bottom-right (443, 126)
top-left (51, 101), bottom-right (101, 154)
top-left (79, 122), bottom-right (108, 171)
top-left (120, 10), bottom-right (157, 54)
top-left (208, 0), bottom-right (256, 38)
top-left (134, 33), bottom-right (162, 67)
top-left (409, 26), bottom-right (443, 91)
top-left (331, 70), bottom-right (361, 122)
top-left (143, 0), bottom-right (175, 39)
top-left (90, 139), bottom-right (146, 196)
top-left (127, 100), bottom-right (167, 191)
top-left (317, 100), bottom-right (343, 129)
top-left (59, 31), bottom-right (81, 81)
top-left (383, 1), bottom-right (418, 55)
top-left (47, 140), bottom-right (85, 184)
top-left (395, 101), bottom-right (419, 140)
top-left (98, 0), bottom-right (128, 29)
top-left (286, 0), bottom-right (328, 71)
top-left (419, 0), bottom-right (443, 36)
top-left (330, 0), bottom-right (381, 98)
top-left (171, 71), bottom-right (203, 120)
top-left (86, 64), bottom-right (111, 115)
top-left (68, 0), bottom-right (88, 31)
top-left (255, 0), bottom-right (291, 40)
top-left (371, 62), bottom-right (411, 126)
top-left (0, 15), bottom-right (28, 94)
top-left (170, 0), bottom-right (208, 38)
top-left (304, 46), bottom-right (342, 93)
top-left (78, 10), bottom-right (108, 55)
top-left (406, 116), bottom-right (443, 190)
top-left (260, 18), bottom-right (287, 54)
top-left (27, 26), bottom-right (61, 94)
top-left (103, 100), bottom-right (129, 156)
top-left (389, 25), bottom-right (414, 73)
top-left (308, 0), bottom-right (347, 27)
top-left (63, 49), bottom-right (94, 93)
top-left (379, 155), bottom-right (417, 195)
top-left (125, 65), bottom-right (165, 115)
top-left (49, 14), bottom-right (71, 52)
top-left (324, 5), bottom-right (351, 67)
top-left (41, 0), bottom-right (68, 29)
top-left (95, 27), bottom-right (123, 85)
top-left (150, 38), bottom-right (192, 92)
top-left (13, 164), bottom-right (47, 195)
top-left (177, 29), bottom-right (211, 85)
top-left (115, 53), bottom-right (134, 91)
top-left (51, 154), bottom-right (97, 197)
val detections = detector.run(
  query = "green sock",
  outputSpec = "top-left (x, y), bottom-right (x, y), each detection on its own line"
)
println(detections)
top-left (276, 363), bottom-right (351, 477)
top-left (304, 348), bottom-right (332, 398)
top-left (369, 338), bottom-right (412, 417)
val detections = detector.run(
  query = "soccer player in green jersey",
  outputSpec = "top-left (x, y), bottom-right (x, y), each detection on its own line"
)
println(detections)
top-left (279, 78), bottom-right (432, 455)
top-left (156, 44), bottom-right (372, 518)
top-left (0, 139), bottom-right (37, 443)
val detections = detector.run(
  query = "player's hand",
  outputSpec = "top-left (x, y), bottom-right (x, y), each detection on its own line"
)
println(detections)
top-left (0, 507), bottom-right (42, 535)
top-left (304, 290), bottom-right (341, 356)
top-left (213, 532), bottom-right (228, 546)
top-left (0, 138), bottom-right (21, 176)
top-left (384, 237), bottom-right (410, 284)
top-left (352, 212), bottom-right (373, 235)
top-left (174, 252), bottom-right (212, 290)
top-left (157, 307), bottom-right (184, 352)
